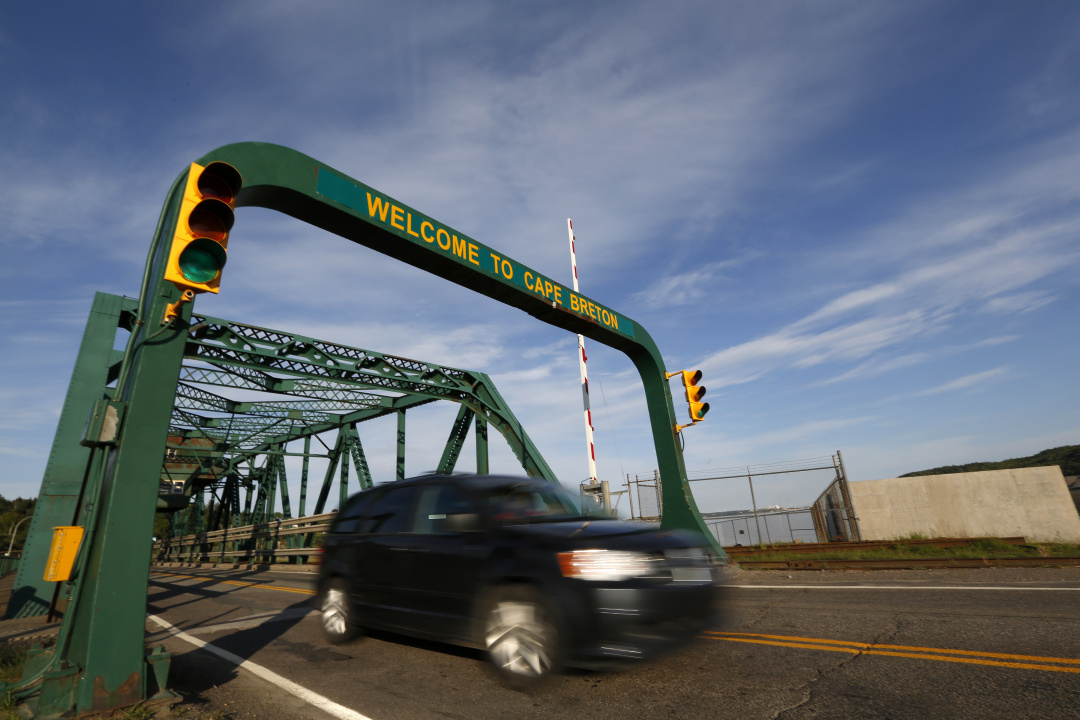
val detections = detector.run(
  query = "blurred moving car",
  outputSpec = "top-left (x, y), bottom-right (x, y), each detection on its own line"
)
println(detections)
top-left (316, 474), bottom-right (724, 687)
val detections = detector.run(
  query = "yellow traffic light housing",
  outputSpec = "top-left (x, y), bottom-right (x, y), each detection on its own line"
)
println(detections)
top-left (666, 368), bottom-right (709, 432)
top-left (682, 369), bottom-right (709, 422)
top-left (163, 161), bottom-right (242, 295)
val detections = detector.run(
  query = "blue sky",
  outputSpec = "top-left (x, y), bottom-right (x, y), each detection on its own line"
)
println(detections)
top-left (2, 2), bottom-right (1078, 514)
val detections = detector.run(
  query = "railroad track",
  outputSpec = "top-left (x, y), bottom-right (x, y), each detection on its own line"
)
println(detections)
top-left (724, 536), bottom-right (1029, 557)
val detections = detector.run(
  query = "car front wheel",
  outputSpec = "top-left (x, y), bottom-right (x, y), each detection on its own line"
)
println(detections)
top-left (484, 586), bottom-right (559, 689)
top-left (320, 578), bottom-right (359, 644)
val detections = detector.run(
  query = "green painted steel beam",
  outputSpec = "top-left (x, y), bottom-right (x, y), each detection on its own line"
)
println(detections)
top-left (437, 404), bottom-right (474, 474)
top-left (345, 424), bottom-right (373, 490)
top-left (298, 437), bottom-right (311, 517)
top-left (5, 293), bottom-right (136, 619)
top-left (396, 410), bottom-right (406, 482)
top-left (313, 428), bottom-right (346, 515)
top-left (475, 415), bottom-right (489, 475)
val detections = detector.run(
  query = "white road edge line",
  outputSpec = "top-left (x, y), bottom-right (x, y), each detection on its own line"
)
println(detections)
top-left (147, 614), bottom-right (373, 720)
top-left (732, 585), bottom-right (1080, 590)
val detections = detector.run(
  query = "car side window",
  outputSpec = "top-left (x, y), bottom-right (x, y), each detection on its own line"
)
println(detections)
top-left (333, 492), bottom-right (375, 534)
top-left (413, 485), bottom-right (477, 535)
top-left (361, 485), bottom-right (419, 534)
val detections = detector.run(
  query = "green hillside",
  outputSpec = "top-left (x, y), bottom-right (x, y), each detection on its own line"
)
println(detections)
top-left (901, 445), bottom-right (1080, 478)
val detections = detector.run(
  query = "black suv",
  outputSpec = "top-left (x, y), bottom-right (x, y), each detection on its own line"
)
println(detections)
top-left (316, 474), bottom-right (723, 687)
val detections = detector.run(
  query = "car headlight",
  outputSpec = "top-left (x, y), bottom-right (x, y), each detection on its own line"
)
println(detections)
top-left (557, 549), bottom-right (657, 581)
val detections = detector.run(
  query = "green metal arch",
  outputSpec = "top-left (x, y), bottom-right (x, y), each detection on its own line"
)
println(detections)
top-left (189, 142), bottom-right (710, 537)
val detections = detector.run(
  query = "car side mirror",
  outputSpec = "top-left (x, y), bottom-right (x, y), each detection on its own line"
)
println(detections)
top-left (444, 512), bottom-right (482, 533)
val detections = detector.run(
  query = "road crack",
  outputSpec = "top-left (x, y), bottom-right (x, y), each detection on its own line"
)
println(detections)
top-left (770, 618), bottom-right (902, 719)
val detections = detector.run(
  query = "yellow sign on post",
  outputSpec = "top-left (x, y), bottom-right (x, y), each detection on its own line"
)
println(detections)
top-left (44, 526), bottom-right (84, 582)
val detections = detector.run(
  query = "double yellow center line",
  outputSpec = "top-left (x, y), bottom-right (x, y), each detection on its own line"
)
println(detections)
top-left (706, 631), bottom-right (1080, 674)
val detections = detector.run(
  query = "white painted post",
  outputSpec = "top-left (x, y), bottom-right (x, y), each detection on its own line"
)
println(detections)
top-left (568, 219), bottom-right (598, 490)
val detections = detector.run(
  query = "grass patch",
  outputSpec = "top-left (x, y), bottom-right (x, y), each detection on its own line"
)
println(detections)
top-left (738, 542), bottom-right (1080, 563)
top-left (124, 702), bottom-right (156, 719)
top-left (0, 638), bottom-right (57, 720)
top-left (0, 691), bottom-right (18, 720)
top-left (0, 641), bottom-right (37, 684)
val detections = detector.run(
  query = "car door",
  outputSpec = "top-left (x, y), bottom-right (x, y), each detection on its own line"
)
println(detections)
top-left (324, 490), bottom-right (377, 609)
top-left (353, 484), bottom-right (420, 629)
top-left (393, 483), bottom-right (489, 641)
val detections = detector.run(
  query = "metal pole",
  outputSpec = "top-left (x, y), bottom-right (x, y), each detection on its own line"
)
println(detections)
top-left (5, 516), bottom-right (30, 557)
top-left (654, 469), bottom-right (662, 519)
top-left (835, 450), bottom-right (861, 541)
top-left (747, 468), bottom-right (763, 546)
top-left (627, 474), bottom-right (636, 520)
top-left (567, 219), bottom-right (598, 489)
top-left (785, 511), bottom-right (794, 543)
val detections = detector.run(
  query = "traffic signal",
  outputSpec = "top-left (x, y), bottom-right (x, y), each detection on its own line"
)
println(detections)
top-left (681, 369), bottom-right (709, 422)
top-left (163, 161), bottom-right (243, 294)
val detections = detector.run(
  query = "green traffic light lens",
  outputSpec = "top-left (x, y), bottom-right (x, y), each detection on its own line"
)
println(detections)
top-left (178, 239), bottom-right (226, 284)
top-left (696, 403), bottom-right (710, 420)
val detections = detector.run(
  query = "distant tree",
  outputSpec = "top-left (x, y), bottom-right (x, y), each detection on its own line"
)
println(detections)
top-left (153, 513), bottom-right (172, 540)
top-left (901, 445), bottom-right (1080, 478)
top-left (0, 494), bottom-right (36, 553)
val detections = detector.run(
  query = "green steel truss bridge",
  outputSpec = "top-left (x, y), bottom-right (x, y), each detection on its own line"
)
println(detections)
top-left (162, 308), bottom-right (558, 539)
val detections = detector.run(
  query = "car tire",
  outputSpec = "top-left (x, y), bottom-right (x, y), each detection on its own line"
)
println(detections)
top-left (320, 578), bottom-right (359, 644)
top-left (483, 586), bottom-right (560, 689)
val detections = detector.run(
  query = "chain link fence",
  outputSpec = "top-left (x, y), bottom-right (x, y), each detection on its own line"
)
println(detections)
top-left (623, 452), bottom-right (860, 546)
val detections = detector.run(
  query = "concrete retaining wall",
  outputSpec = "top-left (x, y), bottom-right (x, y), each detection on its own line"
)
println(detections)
top-left (849, 466), bottom-right (1080, 543)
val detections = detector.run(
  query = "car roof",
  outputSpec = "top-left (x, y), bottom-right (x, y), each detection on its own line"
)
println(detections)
top-left (343, 474), bottom-right (557, 503)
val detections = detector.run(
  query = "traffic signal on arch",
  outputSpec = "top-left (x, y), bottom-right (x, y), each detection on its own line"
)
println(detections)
top-left (163, 161), bottom-right (243, 294)
top-left (681, 369), bottom-right (709, 422)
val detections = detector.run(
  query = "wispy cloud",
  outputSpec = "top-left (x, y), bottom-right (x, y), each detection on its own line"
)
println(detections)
top-left (630, 260), bottom-right (746, 307)
top-left (914, 366), bottom-right (1008, 397)
top-left (981, 291), bottom-right (1054, 314)
top-left (812, 336), bottom-right (1020, 386)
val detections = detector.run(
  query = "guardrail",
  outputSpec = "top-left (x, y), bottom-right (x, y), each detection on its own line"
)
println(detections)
top-left (153, 513), bottom-right (335, 564)
top-left (0, 554), bottom-right (20, 577)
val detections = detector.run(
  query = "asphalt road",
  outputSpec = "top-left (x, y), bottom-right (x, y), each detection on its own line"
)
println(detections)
top-left (145, 565), bottom-right (1080, 720)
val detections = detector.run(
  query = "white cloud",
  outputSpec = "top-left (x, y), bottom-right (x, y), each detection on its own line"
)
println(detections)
top-left (914, 366), bottom-right (1007, 397)
top-left (981, 291), bottom-right (1054, 314)
top-left (813, 352), bottom-right (931, 386)
top-left (631, 260), bottom-right (746, 307)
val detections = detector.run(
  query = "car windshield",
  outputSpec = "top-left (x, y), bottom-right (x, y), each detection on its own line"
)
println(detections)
top-left (486, 483), bottom-right (596, 523)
